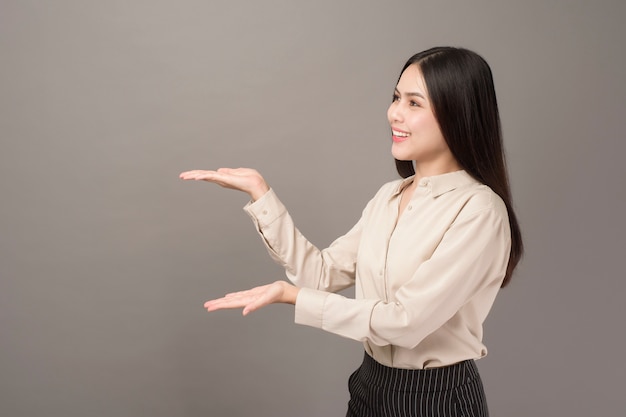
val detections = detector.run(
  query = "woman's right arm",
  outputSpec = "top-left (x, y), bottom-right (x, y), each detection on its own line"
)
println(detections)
top-left (179, 167), bottom-right (365, 293)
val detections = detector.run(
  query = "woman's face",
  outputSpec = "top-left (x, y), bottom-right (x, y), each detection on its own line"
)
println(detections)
top-left (387, 64), bottom-right (458, 174)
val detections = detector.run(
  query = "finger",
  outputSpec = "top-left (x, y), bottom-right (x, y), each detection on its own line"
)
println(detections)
top-left (181, 171), bottom-right (237, 188)
top-left (180, 170), bottom-right (209, 177)
top-left (179, 170), bottom-right (215, 180)
top-left (242, 296), bottom-right (269, 316)
top-left (205, 291), bottom-right (250, 306)
top-left (204, 285), bottom-right (270, 314)
top-left (204, 287), bottom-right (264, 309)
top-left (196, 172), bottom-right (245, 189)
top-left (204, 295), bottom-right (253, 311)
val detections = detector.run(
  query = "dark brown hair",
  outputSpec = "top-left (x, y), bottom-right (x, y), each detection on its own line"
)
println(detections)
top-left (395, 47), bottom-right (523, 286)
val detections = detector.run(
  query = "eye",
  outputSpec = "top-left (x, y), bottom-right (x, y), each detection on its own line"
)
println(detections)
top-left (410, 100), bottom-right (420, 107)
top-left (392, 94), bottom-right (400, 102)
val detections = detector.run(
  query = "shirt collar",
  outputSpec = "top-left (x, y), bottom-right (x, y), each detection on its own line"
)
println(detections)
top-left (393, 170), bottom-right (478, 198)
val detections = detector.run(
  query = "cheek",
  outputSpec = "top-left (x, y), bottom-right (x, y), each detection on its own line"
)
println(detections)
top-left (416, 114), bottom-right (441, 134)
top-left (405, 113), bottom-right (427, 131)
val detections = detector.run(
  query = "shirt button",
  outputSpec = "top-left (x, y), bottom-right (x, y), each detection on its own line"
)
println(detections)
top-left (407, 205), bottom-right (412, 211)
top-left (262, 210), bottom-right (268, 215)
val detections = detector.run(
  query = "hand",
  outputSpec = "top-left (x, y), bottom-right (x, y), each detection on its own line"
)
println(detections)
top-left (179, 167), bottom-right (270, 201)
top-left (204, 281), bottom-right (300, 316)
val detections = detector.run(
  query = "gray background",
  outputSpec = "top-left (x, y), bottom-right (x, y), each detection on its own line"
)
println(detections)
top-left (1, 0), bottom-right (625, 416)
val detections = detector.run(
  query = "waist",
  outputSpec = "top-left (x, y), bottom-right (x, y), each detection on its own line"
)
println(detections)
top-left (364, 334), bottom-right (488, 369)
top-left (358, 351), bottom-right (481, 393)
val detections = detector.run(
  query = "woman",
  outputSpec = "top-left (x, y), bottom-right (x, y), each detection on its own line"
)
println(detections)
top-left (180, 46), bottom-right (523, 417)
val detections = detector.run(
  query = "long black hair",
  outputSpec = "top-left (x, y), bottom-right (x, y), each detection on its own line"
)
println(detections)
top-left (395, 47), bottom-right (523, 286)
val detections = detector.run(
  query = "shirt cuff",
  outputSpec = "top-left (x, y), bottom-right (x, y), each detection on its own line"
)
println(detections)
top-left (243, 188), bottom-right (287, 228)
top-left (294, 288), bottom-right (329, 329)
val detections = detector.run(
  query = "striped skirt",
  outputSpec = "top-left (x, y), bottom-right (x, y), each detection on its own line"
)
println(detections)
top-left (346, 352), bottom-right (489, 417)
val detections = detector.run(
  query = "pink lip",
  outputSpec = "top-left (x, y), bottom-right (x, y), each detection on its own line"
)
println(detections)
top-left (391, 128), bottom-right (410, 143)
top-left (392, 135), bottom-right (408, 143)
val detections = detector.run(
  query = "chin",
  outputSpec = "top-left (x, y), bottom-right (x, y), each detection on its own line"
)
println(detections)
top-left (391, 150), bottom-right (414, 162)
top-left (391, 144), bottom-right (414, 161)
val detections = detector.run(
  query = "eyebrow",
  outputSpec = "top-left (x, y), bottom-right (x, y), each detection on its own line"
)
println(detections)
top-left (394, 88), bottom-right (426, 99)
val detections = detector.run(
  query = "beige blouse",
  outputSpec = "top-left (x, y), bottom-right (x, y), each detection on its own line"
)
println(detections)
top-left (244, 170), bottom-right (511, 369)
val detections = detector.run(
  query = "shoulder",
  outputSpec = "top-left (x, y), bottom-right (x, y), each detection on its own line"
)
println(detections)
top-left (455, 182), bottom-right (509, 224)
top-left (429, 170), bottom-right (507, 219)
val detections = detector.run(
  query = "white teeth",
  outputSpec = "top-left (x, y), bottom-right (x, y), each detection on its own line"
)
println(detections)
top-left (393, 130), bottom-right (409, 137)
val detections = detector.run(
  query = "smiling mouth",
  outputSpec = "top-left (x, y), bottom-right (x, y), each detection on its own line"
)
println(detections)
top-left (392, 129), bottom-right (410, 142)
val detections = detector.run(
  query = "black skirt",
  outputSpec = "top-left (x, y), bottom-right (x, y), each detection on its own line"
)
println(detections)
top-left (346, 352), bottom-right (489, 417)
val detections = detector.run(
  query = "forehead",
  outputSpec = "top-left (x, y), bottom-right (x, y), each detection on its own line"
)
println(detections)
top-left (396, 64), bottom-right (428, 93)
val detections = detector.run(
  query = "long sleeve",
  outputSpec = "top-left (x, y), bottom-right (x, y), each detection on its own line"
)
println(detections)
top-left (243, 188), bottom-right (374, 293)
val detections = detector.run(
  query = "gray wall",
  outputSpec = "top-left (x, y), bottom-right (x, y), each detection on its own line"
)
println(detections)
top-left (1, 1), bottom-right (624, 416)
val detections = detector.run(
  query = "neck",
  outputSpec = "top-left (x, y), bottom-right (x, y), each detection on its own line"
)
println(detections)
top-left (412, 159), bottom-right (462, 182)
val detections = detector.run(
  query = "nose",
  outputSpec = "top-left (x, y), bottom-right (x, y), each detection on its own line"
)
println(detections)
top-left (387, 101), bottom-right (403, 123)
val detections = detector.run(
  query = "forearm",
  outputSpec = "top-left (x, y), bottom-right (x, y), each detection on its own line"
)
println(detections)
top-left (244, 190), bottom-right (360, 292)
